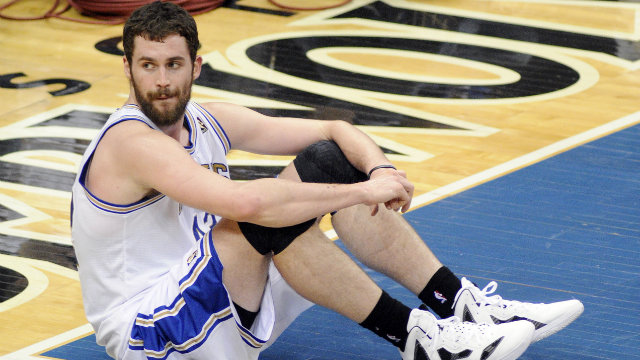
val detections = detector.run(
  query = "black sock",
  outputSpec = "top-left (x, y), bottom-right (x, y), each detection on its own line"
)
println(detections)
top-left (359, 291), bottom-right (412, 351)
top-left (233, 301), bottom-right (259, 329)
top-left (418, 266), bottom-right (462, 318)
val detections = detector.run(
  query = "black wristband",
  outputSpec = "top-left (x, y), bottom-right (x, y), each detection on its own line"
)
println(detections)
top-left (367, 164), bottom-right (397, 178)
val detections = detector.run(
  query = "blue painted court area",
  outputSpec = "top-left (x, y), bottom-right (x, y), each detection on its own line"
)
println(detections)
top-left (43, 124), bottom-right (639, 359)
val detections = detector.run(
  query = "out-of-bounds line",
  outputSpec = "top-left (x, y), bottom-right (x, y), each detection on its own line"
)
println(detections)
top-left (0, 323), bottom-right (94, 360)
top-left (410, 111), bottom-right (640, 209)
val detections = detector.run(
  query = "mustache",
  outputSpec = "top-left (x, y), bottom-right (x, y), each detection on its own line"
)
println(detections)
top-left (147, 88), bottom-right (179, 99)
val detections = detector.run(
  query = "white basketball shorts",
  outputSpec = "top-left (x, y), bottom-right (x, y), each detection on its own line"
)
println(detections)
top-left (118, 231), bottom-right (313, 360)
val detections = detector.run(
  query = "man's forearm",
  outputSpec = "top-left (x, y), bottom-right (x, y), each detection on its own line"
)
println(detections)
top-left (235, 170), bottom-right (410, 227)
top-left (237, 178), bottom-right (367, 227)
top-left (325, 121), bottom-right (393, 175)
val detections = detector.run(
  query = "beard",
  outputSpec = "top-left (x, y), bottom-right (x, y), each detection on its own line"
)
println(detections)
top-left (131, 76), bottom-right (192, 128)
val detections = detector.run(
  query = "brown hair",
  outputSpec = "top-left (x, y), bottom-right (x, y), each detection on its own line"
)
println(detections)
top-left (123, 1), bottom-right (200, 63)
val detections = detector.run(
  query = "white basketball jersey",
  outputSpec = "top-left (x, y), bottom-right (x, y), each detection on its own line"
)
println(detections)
top-left (71, 102), bottom-right (231, 357)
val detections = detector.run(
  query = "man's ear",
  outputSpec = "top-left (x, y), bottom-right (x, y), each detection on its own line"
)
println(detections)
top-left (192, 55), bottom-right (203, 80)
top-left (123, 56), bottom-right (132, 80)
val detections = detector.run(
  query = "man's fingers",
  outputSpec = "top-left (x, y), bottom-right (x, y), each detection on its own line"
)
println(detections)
top-left (401, 199), bottom-right (412, 213)
top-left (384, 198), bottom-right (407, 212)
top-left (364, 170), bottom-right (414, 214)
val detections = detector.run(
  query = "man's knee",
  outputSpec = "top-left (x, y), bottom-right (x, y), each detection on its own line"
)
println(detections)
top-left (238, 218), bottom-right (316, 255)
top-left (239, 141), bottom-right (364, 255)
top-left (293, 140), bottom-right (368, 184)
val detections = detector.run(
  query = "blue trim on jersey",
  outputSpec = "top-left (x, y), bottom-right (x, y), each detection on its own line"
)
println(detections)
top-left (78, 117), bottom-right (166, 214)
top-left (182, 111), bottom-right (197, 155)
top-left (129, 232), bottom-right (236, 359)
top-left (191, 213), bottom-right (217, 241)
top-left (78, 116), bottom-right (152, 191)
top-left (192, 218), bottom-right (206, 241)
top-left (69, 195), bottom-right (74, 228)
top-left (83, 189), bottom-right (165, 214)
top-left (192, 102), bottom-right (231, 153)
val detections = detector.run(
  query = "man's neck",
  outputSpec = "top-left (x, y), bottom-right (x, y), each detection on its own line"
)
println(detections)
top-left (159, 120), bottom-right (187, 143)
top-left (124, 96), bottom-right (189, 145)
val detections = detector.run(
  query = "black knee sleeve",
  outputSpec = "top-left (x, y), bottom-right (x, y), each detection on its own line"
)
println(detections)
top-left (238, 141), bottom-right (364, 255)
top-left (238, 218), bottom-right (316, 255)
top-left (293, 140), bottom-right (368, 184)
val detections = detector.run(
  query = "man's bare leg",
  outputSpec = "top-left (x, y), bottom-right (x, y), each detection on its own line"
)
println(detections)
top-left (331, 204), bottom-right (442, 295)
top-left (216, 201), bottom-right (411, 348)
top-left (272, 223), bottom-right (381, 323)
top-left (280, 161), bottom-right (459, 318)
top-left (280, 161), bottom-right (443, 296)
top-left (214, 219), bottom-right (270, 312)
top-left (212, 193), bottom-right (383, 324)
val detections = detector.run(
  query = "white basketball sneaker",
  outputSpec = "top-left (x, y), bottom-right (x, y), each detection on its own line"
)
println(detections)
top-left (401, 309), bottom-right (534, 360)
top-left (453, 278), bottom-right (584, 342)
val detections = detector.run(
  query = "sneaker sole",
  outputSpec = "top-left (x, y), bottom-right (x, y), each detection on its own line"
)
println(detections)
top-left (500, 337), bottom-right (531, 360)
top-left (476, 321), bottom-right (534, 360)
top-left (533, 300), bottom-right (584, 342)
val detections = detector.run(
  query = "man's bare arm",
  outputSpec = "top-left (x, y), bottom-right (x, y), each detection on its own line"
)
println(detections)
top-left (88, 120), bottom-right (411, 227)
top-left (206, 102), bottom-right (413, 211)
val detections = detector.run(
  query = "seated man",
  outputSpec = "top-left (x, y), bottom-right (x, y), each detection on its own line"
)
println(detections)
top-left (71, 2), bottom-right (583, 360)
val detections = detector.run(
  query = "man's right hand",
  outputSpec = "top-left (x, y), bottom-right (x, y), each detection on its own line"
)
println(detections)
top-left (360, 170), bottom-right (414, 216)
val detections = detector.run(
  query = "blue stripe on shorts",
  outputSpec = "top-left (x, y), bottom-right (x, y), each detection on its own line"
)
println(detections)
top-left (129, 231), bottom-right (233, 359)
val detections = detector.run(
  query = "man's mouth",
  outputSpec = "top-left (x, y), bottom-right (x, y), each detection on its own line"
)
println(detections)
top-left (152, 90), bottom-right (176, 101)
top-left (154, 93), bottom-right (175, 101)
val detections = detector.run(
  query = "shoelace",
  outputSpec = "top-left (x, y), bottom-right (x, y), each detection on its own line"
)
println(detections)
top-left (457, 278), bottom-right (515, 309)
top-left (476, 281), bottom-right (504, 307)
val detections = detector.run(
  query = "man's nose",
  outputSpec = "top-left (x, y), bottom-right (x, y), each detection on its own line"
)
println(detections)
top-left (156, 68), bottom-right (170, 87)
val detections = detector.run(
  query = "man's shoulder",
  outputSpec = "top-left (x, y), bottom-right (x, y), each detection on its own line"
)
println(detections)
top-left (196, 101), bottom-right (241, 114)
top-left (98, 120), bottom-right (163, 159)
top-left (108, 104), bottom-right (155, 127)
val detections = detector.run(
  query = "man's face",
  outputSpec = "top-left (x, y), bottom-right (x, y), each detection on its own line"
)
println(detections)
top-left (125, 34), bottom-right (201, 127)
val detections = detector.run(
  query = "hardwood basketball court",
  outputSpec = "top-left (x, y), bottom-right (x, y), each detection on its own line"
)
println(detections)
top-left (0, 0), bottom-right (638, 359)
